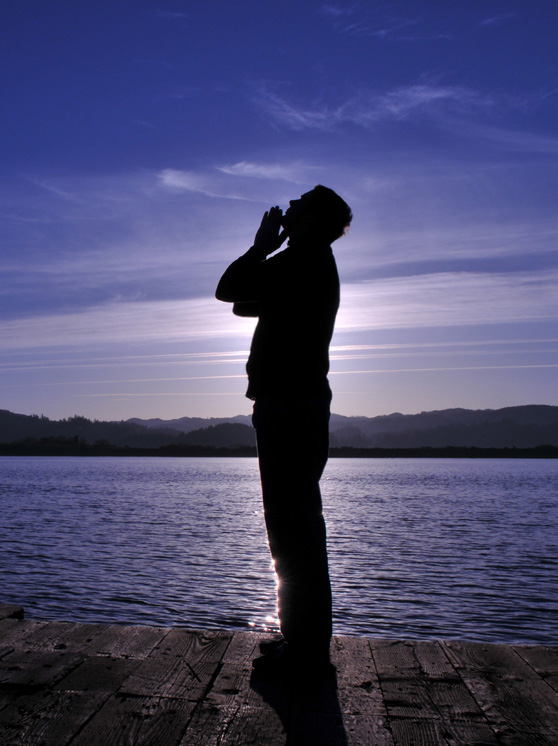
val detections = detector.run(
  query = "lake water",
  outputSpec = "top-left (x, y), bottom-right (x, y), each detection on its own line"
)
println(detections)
top-left (1, 456), bottom-right (557, 644)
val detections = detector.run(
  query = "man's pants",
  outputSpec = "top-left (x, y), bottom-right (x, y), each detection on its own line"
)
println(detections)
top-left (252, 396), bottom-right (332, 652)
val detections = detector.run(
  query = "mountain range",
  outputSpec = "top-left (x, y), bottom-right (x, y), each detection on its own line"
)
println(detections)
top-left (1, 405), bottom-right (557, 449)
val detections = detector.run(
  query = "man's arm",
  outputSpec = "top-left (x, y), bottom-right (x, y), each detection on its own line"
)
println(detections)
top-left (233, 302), bottom-right (260, 317)
top-left (215, 246), bottom-right (267, 303)
top-left (215, 206), bottom-right (286, 303)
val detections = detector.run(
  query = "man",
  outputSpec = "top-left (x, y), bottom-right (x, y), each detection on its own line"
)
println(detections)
top-left (216, 185), bottom-right (352, 672)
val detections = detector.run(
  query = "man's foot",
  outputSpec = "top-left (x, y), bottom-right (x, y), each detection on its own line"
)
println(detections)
top-left (252, 640), bottom-right (334, 678)
top-left (259, 635), bottom-right (285, 654)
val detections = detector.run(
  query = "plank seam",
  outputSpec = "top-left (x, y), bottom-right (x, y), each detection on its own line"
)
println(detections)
top-left (511, 645), bottom-right (558, 696)
top-left (366, 638), bottom-right (396, 743)
top-left (438, 640), bottom-right (505, 740)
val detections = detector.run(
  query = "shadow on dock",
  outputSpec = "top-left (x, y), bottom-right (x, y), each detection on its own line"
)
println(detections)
top-left (250, 662), bottom-right (348, 745)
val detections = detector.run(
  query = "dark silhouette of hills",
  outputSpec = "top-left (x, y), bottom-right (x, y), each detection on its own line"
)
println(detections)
top-left (0, 410), bottom-right (255, 449)
top-left (329, 405), bottom-right (558, 448)
top-left (127, 414), bottom-right (252, 433)
top-left (0, 405), bottom-right (557, 452)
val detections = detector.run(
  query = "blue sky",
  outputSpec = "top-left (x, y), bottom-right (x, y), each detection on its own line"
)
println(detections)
top-left (1, 1), bottom-right (557, 421)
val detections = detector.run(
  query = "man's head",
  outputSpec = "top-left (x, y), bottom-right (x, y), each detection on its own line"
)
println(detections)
top-left (282, 185), bottom-right (352, 244)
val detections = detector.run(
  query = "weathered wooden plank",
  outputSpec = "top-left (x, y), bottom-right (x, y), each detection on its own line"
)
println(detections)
top-left (425, 678), bottom-right (491, 724)
top-left (0, 619), bottom-right (70, 648)
top-left (412, 641), bottom-right (461, 680)
top-left (0, 689), bottom-right (108, 746)
top-left (513, 644), bottom-right (558, 677)
top-left (0, 649), bottom-right (85, 690)
top-left (513, 645), bottom-right (558, 691)
top-left (120, 628), bottom-right (230, 700)
top-left (370, 639), bottom-right (421, 676)
top-left (370, 640), bottom-right (459, 680)
top-left (377, 675), bottom-right (441, 720)
top-left (54, 656), bottom-right (141, 694)
top-left (93, 623), bottom-right (169, 659)
top-left (205, 631), bottom-right (289, 713)
top-left (180, 702), bottom-right (287, 746)
top-left (41, 622), bottom-right (169, 659)
top-left (0, 605), bottom-right (24, 621)
top-left (389, 718), bottom-right (450, 745)
top-left (221, 631), bottom-right (269, 665)
top-left (435, 721), bottom-right (500, 745)
top-left (440, 639), bottom-right (558, 740)
top-left (493, 729), bottom-right (558, 746)
top-left (342, 714), bottom-right (394, 746)
top-left (0, 615), bottom-right (556, 746)
top-left (70, 693), bottom-right (196, 746)
top-left (333, 636), bottom-right (386, 716)
top-left (391, 718), bottom-right (501, 746)
top-left (207, 633), bottom-right (373, 745)
top-left (454, 673), bottom-right (558, 738)
top-left (177, 704), bottom-right (241, 746)
top-left (371, 642), bottom-right (499, 740)
top-left (27, 622), bottom-right (118, 654)
top-left (441, 640), bottom-right (542, 680)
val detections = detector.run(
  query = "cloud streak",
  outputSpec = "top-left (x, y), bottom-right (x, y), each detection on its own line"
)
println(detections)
top-left (256, 83), bottom-right (491, 132)
top-left (0, 297), bottom-right (255, 351)
top-left (337, 270), bottom-right (558, 333)
top-left (319, 4), bottom-right (449, 41)
top-left (158, 161), bottom-right (316, 202)
top-left (2, 268), bottom-right (556, 354)
top-left (216, 161), bottom-right (311, 182)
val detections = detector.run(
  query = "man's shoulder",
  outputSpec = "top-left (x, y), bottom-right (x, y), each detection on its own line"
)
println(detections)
top-left (263, 244), bottom-right (339, 293)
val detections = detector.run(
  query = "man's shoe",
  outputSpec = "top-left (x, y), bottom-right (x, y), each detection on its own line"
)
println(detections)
top-left (258, 635), bottom-right (285, 654)
top-left (252, 640), bottom-right (289, 671)
top-left (252, 640), bottom-right (334, 678)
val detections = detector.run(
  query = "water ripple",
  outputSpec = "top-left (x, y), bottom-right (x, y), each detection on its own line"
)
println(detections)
top-left (1, 456), bottom-right (557, 643)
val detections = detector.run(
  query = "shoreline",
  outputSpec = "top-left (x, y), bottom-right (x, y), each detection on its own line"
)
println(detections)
top-left (1, 442), bottom-right (557, 458)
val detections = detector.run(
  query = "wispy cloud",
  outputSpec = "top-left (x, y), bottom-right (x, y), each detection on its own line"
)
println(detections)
top-left (12, 373), bottom-right (247, 388)
top-left (216, 161), bottom-right (310, 182)
top-left (256, 83), bottom-right (491, 132)
top-left (330, 338), bottom-right (558, 363)
top-left (445, 120), bottom-right (558, 155)
top-left (158, 162), bottom-right (312, 200)
top-left (0, 349), bottom-right (250, 374)
top-left (0, 297), bottom-right (255, 351)
top-left (157, 169), bottom-right (252, 200)
top-left (318, 3), bottom-right (444, 40)
top-left (2, 267), bottom-right (556, 355)
top-left (331, 363), bottom-right (558, 376)
top-left (336, 270), bottom-right (558, 333)
top-left (480, 13), bottom-right (518, 27)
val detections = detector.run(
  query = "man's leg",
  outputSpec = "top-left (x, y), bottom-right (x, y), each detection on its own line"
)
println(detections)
top-left (253, 397), bottom-right (332, 656)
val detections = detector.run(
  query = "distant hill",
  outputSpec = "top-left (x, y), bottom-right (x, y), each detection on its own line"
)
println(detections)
top-left (329, 405), bottom-right (558, 448)
top-left (127, 414), bottom-right (252, 434)
top-left (0, 405), bottom-right (557, 450)
top-left (0, 410), bottom-right (255, 449)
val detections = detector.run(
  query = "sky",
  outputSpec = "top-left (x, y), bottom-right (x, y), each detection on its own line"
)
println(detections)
top-left (1, 0), bottom-right (557, 421)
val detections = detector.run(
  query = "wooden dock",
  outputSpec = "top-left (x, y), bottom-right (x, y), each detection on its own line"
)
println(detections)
top-left (0, 604), bottom-right (557, 745)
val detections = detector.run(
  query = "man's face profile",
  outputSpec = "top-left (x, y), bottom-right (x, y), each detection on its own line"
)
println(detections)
top-left (282, 191), bottom-right (315, 237)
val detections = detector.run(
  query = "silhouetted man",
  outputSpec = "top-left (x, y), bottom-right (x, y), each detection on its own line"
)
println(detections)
top-left (216, 185), bottom-right (352, 672)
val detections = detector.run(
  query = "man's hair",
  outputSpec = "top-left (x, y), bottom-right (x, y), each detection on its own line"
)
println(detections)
top-left (310, 185), bottom-right (353, 243)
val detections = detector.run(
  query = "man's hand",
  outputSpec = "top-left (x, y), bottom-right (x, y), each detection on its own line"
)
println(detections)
top-left (254, 206), bottom-right (287, 256)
